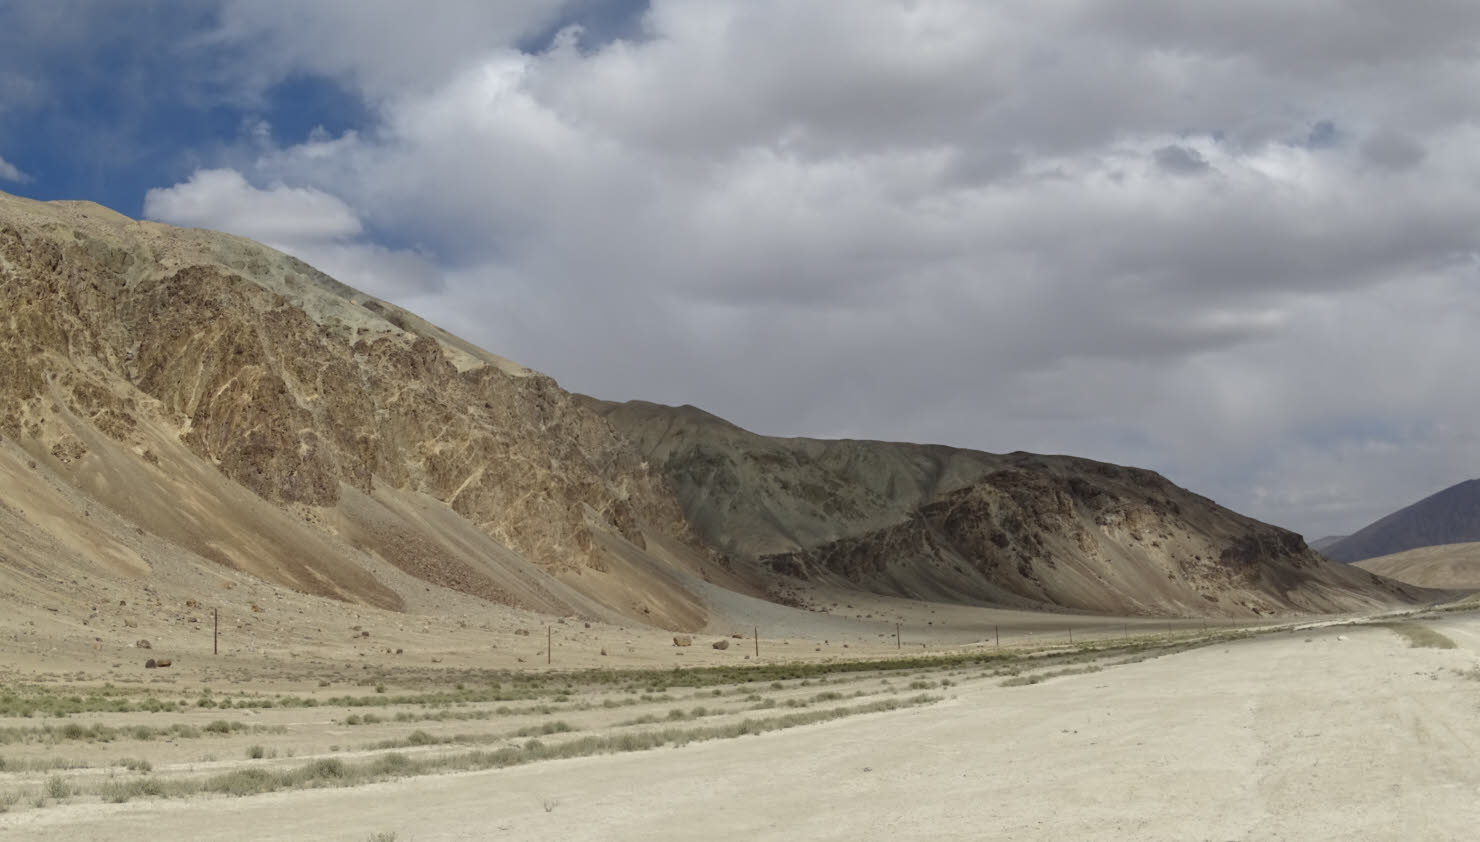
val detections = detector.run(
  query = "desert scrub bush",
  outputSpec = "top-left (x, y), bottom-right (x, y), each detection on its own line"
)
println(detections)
top-left (99, 776), bottom-right (166, 803)
top-left (122, 757), bottom-right (152, 772)
top-left (513, 720), bottom-right (573, 738)
top-left (45, 775), bottom-right (73, 800)
top-left (1001, 664), bottom-right (1103, 687)
top-left (55, 694), bottom-right (947, 805)
top-left (247, 745), bottom-right (265, 759)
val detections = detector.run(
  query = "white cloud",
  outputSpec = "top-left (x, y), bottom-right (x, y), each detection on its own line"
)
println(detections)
top-left (143, 167), bottom-right (440, 299)
top-left (0, 154), bottom-right (29, 183)
top-left (143, 0), bottom-right (1480, 538)
top-left (144, 168), bottom-right (361, 241)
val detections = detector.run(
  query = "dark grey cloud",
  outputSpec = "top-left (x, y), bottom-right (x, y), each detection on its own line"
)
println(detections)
top-left (140, 0), bottom-right (1480, 540)
top-left (1153, 144), bottom-right (1211, 175)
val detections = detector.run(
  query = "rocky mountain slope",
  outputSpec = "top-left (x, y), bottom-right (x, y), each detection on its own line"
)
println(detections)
top-left (0, 190), bottom-right (742, 630)
top-left (0, 189), bottom-right (1439, 626)
top-left (1322, 479), bottom-right (1480, 563)
top-left (585, 400), bottom-right (1432, 616)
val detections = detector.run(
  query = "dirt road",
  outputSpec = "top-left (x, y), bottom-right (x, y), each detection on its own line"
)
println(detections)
top-left (7, 615), bottom-right (1480, 841)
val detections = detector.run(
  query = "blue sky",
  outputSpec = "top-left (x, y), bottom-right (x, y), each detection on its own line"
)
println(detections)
top-left (0, 1), bottom-right (646, 215)
top-left (4, 1), bottom-right (1480, 540)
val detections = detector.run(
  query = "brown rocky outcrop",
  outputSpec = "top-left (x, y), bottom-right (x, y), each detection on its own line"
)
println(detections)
top-left (587, 399), bottom-right (1438, 617)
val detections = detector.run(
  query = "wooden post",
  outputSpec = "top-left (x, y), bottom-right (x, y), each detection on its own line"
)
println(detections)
top-left (995, 625), bottom-right (1000, 649)
top-left (754, 625), bottom-right (759, 658)
top-left (547, 626), bottom-right (552, 665)
top-left (213, 607), bottom-right (218, 655)
top-left (896, 622), bottom-right (901, 650)
top-left (1068, 627), bottom-right (1073, 645)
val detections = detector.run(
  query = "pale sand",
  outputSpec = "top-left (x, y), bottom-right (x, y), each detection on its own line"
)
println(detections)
top-left (7, 613), bottom-right (1480, 841)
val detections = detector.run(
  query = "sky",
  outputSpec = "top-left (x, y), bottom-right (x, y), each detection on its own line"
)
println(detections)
top-left (3, 1), bottom-right (1479, 541)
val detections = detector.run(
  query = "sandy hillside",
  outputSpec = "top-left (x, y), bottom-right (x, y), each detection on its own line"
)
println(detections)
top-left (1354, 542), bottom-right (1480, 589)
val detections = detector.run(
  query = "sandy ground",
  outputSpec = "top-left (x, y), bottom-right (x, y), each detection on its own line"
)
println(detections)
top-left (6, 611), bottom-right (1480, 841)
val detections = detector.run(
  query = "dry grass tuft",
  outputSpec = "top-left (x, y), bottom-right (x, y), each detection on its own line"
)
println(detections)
top-left (1379, 622), bottom-right (1457, 649)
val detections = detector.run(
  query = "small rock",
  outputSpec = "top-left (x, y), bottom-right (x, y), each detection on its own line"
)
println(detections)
top-left (712, 639), bottom-right (729, 650)
top-left (144, 658), bottom-right (157, 668)
top-left (673, 635), bottom-right (693, 647)
top-left (136, 639), bottom-right (152, 649)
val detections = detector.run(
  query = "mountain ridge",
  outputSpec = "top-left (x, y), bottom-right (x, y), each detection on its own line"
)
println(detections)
top-left (0, 188), bottom-right (1443, 627)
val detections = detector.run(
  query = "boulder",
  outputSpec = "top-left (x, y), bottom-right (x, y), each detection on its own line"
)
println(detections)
top-left (672, 635), bottom-right (693, 647)
top-left (712, 639), bottom-right (730, 650)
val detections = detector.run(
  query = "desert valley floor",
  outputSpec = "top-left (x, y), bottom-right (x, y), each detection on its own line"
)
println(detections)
top-left (0, 583), bottom-right (1477, 841)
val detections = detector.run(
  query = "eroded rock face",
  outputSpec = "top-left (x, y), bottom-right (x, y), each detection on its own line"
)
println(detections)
top-left (0, 192), bottom-right (699, 616)
top-left (589, 400), bottom-right (1433, 617)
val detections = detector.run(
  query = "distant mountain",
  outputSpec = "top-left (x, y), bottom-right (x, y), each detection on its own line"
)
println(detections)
top-left (1309, 535), bottom-right (1348, 553)
top-left (1323, 480), bottom-right (1480, 563)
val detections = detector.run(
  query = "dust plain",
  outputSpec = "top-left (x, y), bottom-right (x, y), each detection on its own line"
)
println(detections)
top-left (1, 582), bottom-right (1477, 840)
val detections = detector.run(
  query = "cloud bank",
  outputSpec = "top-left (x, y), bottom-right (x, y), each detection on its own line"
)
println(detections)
top-left (132, 0), bottom-right (1480, 538)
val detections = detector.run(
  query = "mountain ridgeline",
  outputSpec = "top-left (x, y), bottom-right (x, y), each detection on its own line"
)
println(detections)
top-left (0, 189), bottom-right (1438, 626)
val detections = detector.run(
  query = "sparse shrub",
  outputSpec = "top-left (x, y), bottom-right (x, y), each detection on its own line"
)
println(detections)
top-left (45, 775), bottom-right (72, 799)
top-left (247, 745), bottom-right (265, 759)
